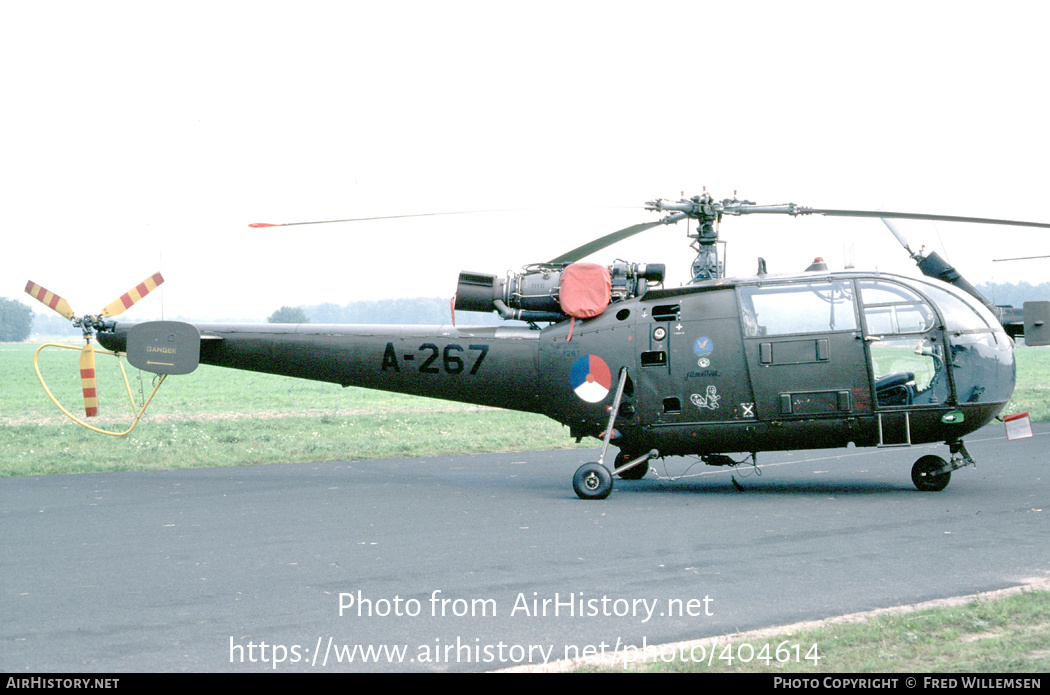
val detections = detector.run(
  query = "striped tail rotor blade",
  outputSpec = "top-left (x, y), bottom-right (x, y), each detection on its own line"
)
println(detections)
top-left (100, 272), bottom-right (165, 317)
top-left (79, 344), bottom-right (99, 418)
top-left (25, 281), bottom-right (76, 320)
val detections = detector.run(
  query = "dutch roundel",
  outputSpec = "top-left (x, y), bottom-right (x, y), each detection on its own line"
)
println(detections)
top-left (569, 355), bottom-right (612, 403)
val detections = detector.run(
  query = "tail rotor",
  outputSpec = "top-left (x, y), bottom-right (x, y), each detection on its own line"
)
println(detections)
top-left (24, 273), bottom-right (165, 418)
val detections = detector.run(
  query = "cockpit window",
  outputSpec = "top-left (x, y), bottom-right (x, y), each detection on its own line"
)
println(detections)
top-left (864, 304), bottom-right (936, 334)
top-left (914, 282), bottom-right (992, 332)
top-left (860, 281), bottom-right (923, 305)
top-left (860, 279), bottom-right (947, 406)
top-left (859, 280), bottom-right (936, 334)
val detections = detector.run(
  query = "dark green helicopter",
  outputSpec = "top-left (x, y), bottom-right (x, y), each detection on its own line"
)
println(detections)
top-left (28, 193), bottom-right (1050, 499)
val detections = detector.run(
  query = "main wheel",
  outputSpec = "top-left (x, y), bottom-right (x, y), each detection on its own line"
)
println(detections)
top-left (573, 463), bottom-right (613, 500)
top-left (615, 451), bottom-right (649, 480)
top-left (912, 455), bottom-right (951, 492)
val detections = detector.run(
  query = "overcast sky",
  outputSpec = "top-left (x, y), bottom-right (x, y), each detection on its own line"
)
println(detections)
top-left (5, 1), bottom-right (1049, 321)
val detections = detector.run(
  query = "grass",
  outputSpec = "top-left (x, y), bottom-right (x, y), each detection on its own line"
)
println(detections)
top-left (0, 342), bottom-right (589, 476)
top-left (1, 342), bottom-right (1047, 477)
top-left (1005, 344), bottom-right (1050, 422)
top-left (579, 587), bottom-right (1050, 673)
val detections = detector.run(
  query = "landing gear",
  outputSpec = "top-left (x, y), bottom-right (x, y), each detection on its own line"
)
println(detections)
top-left (571, 367), bottom-right (658, 498)
top-left (911, 455), bottom-right (951, 492)
top-left (573, 463), bottom-right (613, 500)
top-left (615, 451), bottom-right (649, 480)
top-left (910, 440), bottom-right (977, 492)
top-left (573, 366), bottom-right (628, 500)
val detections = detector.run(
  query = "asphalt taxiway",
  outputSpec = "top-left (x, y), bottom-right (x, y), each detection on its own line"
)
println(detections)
top-left (2, 423), bottom-right (1047, 672)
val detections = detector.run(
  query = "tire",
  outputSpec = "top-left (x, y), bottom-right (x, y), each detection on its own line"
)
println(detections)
top-left (573, 463), bottom-right (613, 500)
top-left (912, 455), bottom-right (951, 492)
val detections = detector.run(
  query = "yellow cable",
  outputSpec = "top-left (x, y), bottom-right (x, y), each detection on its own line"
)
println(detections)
top-left (33, 342), bottom-right (167, 437)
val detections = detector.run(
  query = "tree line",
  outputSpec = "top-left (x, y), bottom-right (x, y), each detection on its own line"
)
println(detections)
top-left (975, 281), bottom-right (1050, 309)
top-left (6, 281), bottom-right (1050, 340)
top-left (271, 298), bottom-right (504, 325)
top-left (0, 298), bottom-right (33, 341)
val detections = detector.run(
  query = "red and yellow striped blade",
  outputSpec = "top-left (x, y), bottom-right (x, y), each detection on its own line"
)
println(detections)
top-left (100, 272), bottom-right (165, 318)
top-left (24, 281), bottom-right (76, 320)
top-left (79, 344), bottom-right (99, 418)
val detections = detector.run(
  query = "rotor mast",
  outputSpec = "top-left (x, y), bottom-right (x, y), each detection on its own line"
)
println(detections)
top-left (646, 192), bottom-right (752, 281)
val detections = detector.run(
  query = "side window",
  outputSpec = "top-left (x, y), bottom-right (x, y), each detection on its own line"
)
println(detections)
top-left (867, 337), bottom-right (948, 406)
top-left (739, 281), bottom-right (858, 336)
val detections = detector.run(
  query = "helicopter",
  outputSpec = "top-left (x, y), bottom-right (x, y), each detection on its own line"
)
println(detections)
top-left (25, 193), bottom-right (1050, 499)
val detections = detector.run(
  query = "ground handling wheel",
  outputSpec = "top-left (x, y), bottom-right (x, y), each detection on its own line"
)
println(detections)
top-left (573, 462), bottom-right (613, 500)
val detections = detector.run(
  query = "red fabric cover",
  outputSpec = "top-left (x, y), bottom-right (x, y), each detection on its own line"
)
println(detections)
top-left (559, 263), bottom-right (611, 319)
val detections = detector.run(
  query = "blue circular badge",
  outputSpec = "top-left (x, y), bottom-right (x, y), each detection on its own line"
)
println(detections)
top-left (693, 337), bottom-right (713, 357)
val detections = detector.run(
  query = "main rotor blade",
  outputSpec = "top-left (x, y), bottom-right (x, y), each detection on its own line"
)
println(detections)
top-left (249, 208), bottom-right (554, 228)
top-left (548, 221), bottom-right (664, 264)
top-left (880, 218), bottom-right (917, 256)
top-left (99, 273), bottom-right (165, 318)
top-left (25, 281), bottom-right (76, 320)
top-left (993, 254), bottom-right (1050, 262)
top-left (794, 207), bottom-right (1050, 229)
top-left (80, 344), bottom-right (98, 418)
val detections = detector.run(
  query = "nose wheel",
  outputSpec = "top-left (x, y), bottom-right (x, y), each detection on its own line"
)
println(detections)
top-left (911, 441), bottom-right (975, 492)
top-left (911, 455), bottom-right (951, 492)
